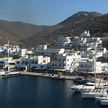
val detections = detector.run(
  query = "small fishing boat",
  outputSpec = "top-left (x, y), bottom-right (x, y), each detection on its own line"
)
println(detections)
top-left (52, 73), bottom-right (65, 80)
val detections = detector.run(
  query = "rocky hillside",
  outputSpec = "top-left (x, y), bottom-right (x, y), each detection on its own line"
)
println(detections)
top-left (0, 11), bottom-right (108, 48)
top-left (24, 11), bottom-right (104, 47)
top-left (0, 19), bottom-right (49, 46)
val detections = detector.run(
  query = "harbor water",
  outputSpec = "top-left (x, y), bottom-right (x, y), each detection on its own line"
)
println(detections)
top-left (0, 76), bottom-right (105, 108)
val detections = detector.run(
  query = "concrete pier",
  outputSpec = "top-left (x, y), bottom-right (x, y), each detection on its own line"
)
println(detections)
top-left (20, 71), bottom-right (76, 80)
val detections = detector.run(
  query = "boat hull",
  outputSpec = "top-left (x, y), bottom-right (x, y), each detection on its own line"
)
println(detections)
top-left (81, 92), bottom-right (95, 99)
top-left (100, 99), bottom-right (108, 106)
top-left (1, 72), bottom-right (20, 78)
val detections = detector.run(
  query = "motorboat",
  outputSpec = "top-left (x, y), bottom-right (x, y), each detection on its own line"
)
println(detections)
top-left (73, 77), bottom-right (89, 84)
top-left (70, 85), bottom-right (83, 93)
top-left (81, 85), bottom-right (107, 99)
top-left (81, 89), bottom-right (97, 99)
top-left (95, 95), bottom-right (107, 102)
top-left (1, 71), bottom-right (20, 78)
top-left (52, 73), bottom-right (65, 80)
top-left (100, 98), bottom-right (108, 106)
top-left (95, 88), bottom-right (108, 102)
top-left (0, 70), bottom-right (5, 75)
top-left (71, 84), bottom-right (95, 93)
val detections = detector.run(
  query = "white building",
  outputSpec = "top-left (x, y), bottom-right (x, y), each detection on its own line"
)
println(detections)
top-left (4, 44), bottom-right (21, 55)
top-left (77, 58), bottom-right (102, 73)
top-left (80, 30), bottom-right (90, 37)
top-left (0, 57), bottom-right (13, 69)
top-left (71, 37), bottom-right (102, 49)
top-left (16, 56), bottom-right (50, 71)
top-left (50, 30), bottom-right (103, 51)
top-left (19, 49), bottom-right (27, 57)
top-left (54, 37), bottom-right (71, 48)
top-left (48, 52), bottom-right (81, 72)
top-left (36, 45), bottom-right (65, 56)
top-left (0, 44), bottom-right (21, 55)
top-left (103, 51), bottom-right (108, 59)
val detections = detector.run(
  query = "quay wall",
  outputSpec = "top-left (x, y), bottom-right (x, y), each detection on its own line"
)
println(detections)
top-left (20, 71), bottom-right (76, 80)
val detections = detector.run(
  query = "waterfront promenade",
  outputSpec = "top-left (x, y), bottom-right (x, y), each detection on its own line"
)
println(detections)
top-left (20, 71), bottom-right (76, 80)
top-left (20, 71), bottom-right (105, 82)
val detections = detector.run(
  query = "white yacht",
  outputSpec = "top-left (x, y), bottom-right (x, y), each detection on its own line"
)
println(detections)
top-left (81, 89), bottom-right (96, 99)
top-left (100, 97), bottom-right (108, 106)
top-left (81, 43), bottom-right (99, 99)
top-left (95, 95), bottom-right (107, 102)
top-left (70, 83), bottom-right (95, 93)
top-left (81, 85), bottom-right (108, 99)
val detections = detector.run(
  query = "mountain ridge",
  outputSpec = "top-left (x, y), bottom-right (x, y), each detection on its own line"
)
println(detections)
top-left (0, 11), bottom-right (108, 48)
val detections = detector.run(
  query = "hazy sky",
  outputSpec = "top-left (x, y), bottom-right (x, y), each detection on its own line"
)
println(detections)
top-left (0, 0), bottom-right (107, 25)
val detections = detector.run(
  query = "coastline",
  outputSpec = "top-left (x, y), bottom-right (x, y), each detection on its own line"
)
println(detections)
top-left (20, 71), bottom-right (76, 80)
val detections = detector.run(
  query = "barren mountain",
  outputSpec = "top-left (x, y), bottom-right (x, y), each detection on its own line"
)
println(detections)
top-left (0, 11), bottom-right (108, 48)
top-left (0, 20), bottom-right (49, 46)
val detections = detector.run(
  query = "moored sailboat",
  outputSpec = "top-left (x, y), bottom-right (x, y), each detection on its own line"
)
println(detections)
top-left (81, 43), bottom-right (97, 99)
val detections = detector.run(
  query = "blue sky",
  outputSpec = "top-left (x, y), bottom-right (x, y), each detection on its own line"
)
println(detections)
top-left (0, 0), bottom-right (107, 25)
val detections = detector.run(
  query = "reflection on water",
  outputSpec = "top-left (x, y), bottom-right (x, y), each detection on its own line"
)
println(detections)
top-left (0, 76), bottom-right (105, 108)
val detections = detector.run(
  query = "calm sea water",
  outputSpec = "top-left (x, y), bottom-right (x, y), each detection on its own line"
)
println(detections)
top-left (0, 76), bottom-right (106, 108)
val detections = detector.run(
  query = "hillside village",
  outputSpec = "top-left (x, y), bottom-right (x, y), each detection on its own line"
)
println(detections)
top-left (0, 30), bottom-right (108, 75)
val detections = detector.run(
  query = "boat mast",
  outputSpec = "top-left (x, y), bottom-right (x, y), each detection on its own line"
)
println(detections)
top-left (94, 42), bottom-right (97, 88)
top-left (7, 41), bottom-right (9, 73)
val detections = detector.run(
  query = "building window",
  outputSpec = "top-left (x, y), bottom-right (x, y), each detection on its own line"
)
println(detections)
top-left (43, 60), bottom-right (46, 63)
top-left (63, 64), bottom-right (66, 67)
top-left (32, 61), bottom-right (34, 64)
top-left (85, 64), bottom-right (87, 67)
top-left (90, 64), bottom-right (92, 68)
top-left (25, 61), bottom-right (28, 65)
top-left (35, 61), bottom-right (38, 64)
top-left (81, 64), bottom-right (83, 67)
top-left (22, 61), bottom-right (24, 64)
top-left (41, 65), bottom-right (44, 68)
top-left (58, 59), bottom-right (61, 62)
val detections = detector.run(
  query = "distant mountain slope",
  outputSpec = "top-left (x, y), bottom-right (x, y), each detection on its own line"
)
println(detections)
top-left (58, 13), bottom-right (108, 37)
top-left (22, 25), bottom-right (63, 47)
top-left (0, 11), bottom-right (108, 48)
top-left (0, 20), bottom-right (49, 45)
top-left (24, 11), bottom-right (105, 47)
top-left (59, 11), bottom-right (102, 26)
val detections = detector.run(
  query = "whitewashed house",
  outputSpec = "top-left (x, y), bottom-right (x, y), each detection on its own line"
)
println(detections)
top-left (16, 56), bottom-right (50, 71)
top-left (81, 48), bottom-right (105, 59)
top-left (48, 52), bottom-right (81, 72)
top-left (0, 57), bottom-right (14, 69)
top-left (54, 37), bottom-right (72, 48)
top-left (36, 45), bottom-right (65, 56)
top-left (80, 30), bottom-right (90, 37)
top-left (77, 58), bottom-right (102, 74)
top-left (103, 51), bottom-right (108, 59)
top-left (70, 30), bottom-right (102, 50)
top-left (19, 49), bottom-right (27, 57)
top-left (4, 44), bottom-right (21, 55)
